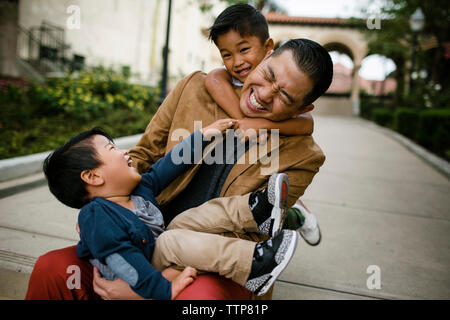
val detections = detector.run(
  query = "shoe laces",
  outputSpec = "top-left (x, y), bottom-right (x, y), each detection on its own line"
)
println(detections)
top-left (254, 239), bottom-right (273, 262)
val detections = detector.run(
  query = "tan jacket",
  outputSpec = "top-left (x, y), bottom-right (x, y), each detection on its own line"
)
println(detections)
top-left (129, 71), bottom-right (325, 299)
top-left (129, 71), bottom-right (325, 209)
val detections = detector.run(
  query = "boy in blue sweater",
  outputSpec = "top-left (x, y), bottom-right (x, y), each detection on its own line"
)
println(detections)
top-left (43, 120), bottom-right (299, 299)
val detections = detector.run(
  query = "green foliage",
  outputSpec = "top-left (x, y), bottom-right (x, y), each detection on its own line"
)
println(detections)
top-left (25, 67), bottom-right (160, 121)
top-left (360, 0), bottom-right (450, 106)
top-left (0, 67), bottom-right (159, 160)
top-left (394, 108), bottom-right (420, 139)
top-left (405, 79), bottom-right (448, 109)
top-left (417, 109), bottom-right (450, 159)
top-left (372, 108), bottom-right (394, 128)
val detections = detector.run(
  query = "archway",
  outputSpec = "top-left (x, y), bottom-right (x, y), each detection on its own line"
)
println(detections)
top-left (359, 54), bottom-right (397, 96)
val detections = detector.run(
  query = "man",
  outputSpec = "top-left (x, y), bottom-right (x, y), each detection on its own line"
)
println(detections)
top-left (25, 38), bottom-right (332, 300)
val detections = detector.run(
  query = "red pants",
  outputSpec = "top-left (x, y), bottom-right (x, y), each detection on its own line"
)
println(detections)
top-left (25, 246), bottom-right (252, 300)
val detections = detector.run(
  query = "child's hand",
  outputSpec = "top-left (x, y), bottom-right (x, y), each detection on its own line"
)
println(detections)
top-left (234, 118), bottom-right (271, 143)
top-left (171, 266), bottom-right (197, 299)
top-left (201, 118), bottom-right (236, 138)
top-left (236, 117), bottom-right (271, 133)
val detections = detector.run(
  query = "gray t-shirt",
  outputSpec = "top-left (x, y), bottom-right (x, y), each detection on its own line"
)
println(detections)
top-left (130, 195), bottom-right (165, 238)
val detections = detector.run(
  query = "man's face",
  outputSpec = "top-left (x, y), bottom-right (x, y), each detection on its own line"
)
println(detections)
top-left (216, 30), bottom-right (273, 83)
top-left (239, 50), bottom-right (314, 122)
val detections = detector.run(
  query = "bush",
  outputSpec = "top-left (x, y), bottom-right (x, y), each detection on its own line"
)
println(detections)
top-left (28, 67), bottom-right (160, 121)
top-left (372, 108), bottom-right (394, 128)
top-left (0, 67), bottom-right (160, 160)
top-left (359, 99), bottom-right (375, 120)
top-left (417, 109), bottom-right (450, 159)
top-left (394, 108), bottom-right (421, 140)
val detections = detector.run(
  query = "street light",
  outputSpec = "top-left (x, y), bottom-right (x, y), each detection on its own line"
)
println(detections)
top-left (409, 7), bottom-right (425, 91)
top-left (159, 0), bottom-right (173, 105)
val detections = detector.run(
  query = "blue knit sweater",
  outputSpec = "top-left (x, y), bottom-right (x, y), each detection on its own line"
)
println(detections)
top-left (76, 130), bottom-right (207, 299)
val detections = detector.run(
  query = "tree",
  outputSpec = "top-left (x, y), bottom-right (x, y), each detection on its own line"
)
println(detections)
top-left (359, 0), bottom-right (449, 107)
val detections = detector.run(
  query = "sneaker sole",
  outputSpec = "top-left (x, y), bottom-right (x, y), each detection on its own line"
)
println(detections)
top-left (255, 230), bottom-right (299, 296)
top-left (268, 173), bottom-right (289, 237)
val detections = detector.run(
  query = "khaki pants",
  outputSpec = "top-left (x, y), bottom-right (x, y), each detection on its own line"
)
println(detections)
top-left (151, 194), bottom-right (258, 286)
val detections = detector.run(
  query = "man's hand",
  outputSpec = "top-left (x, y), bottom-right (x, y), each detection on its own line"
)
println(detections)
top-left (161, 267), bottom-right (182, 281)
top-left (93, 267), bottom-right (144, 300)
top-left (171, 266), bottom-right (197, 299)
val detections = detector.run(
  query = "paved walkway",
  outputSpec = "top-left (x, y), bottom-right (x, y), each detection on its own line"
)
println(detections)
top-left (1, 115), bottom-right (449, 299)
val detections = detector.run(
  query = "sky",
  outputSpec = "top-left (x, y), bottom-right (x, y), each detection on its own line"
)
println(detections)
top-left (274, 0), bottom-right (369, 18)
top-left (273, 0), bottom-right (395, 80)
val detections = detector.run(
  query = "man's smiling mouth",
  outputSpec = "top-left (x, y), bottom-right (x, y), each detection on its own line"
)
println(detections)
top-left (248, 90), bottom-right (267, 112)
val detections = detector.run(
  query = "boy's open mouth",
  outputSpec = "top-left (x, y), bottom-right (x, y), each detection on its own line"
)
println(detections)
top-left (126, 156), bottom-right (133, 167)
top-left (235, 67), bottom-right (251, 79)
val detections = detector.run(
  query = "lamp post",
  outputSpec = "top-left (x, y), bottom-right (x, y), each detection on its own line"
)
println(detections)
top-left (409, 7), bottom-right (425, 91)
top-left (159, 0), bottom-right (173, 105)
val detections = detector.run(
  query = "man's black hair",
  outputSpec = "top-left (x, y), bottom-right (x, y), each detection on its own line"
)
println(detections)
top-left (272, 38), bottom-right (334, 108)
top-left (208, 3), bottom-right (269, 45)
top-left (43, 127), bottom-right (113, 209)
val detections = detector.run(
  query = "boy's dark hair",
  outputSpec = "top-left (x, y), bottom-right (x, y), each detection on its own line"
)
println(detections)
top-left (208, 3), bottom-right (269, 45)
top-left (43, 127), bottom-right (113, 209)
top-left (272, 38), bottom-right (334, 108)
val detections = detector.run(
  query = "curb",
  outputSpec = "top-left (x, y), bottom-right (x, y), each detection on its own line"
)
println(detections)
top-left (359, 118), bottom-right (450, 180)
top-left (0, 133), bottom-right (143, 183)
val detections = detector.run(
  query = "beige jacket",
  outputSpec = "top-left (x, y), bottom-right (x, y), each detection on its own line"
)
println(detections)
top-left (130, 71), bottom-right (325, 209)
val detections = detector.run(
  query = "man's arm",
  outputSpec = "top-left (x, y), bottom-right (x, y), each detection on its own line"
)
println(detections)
top-left (129, 72), bottom-right (204, 173)
top-left (205, 68), bottom-right (245, 119)
top-left (93, 266), bottom-right (197, 300)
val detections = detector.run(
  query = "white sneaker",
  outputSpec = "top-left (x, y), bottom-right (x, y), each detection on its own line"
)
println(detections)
top-left (291, 199), bottom-right (321, 246)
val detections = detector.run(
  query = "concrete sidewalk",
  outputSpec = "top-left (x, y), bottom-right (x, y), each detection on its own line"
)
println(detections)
top-left (1, 116), bottom-right (449, 299)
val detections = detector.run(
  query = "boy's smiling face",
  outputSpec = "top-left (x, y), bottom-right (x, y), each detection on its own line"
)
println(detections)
top-left (90, 135), bottom-right (141, 193)
top-left (216, 30), bottom-right (273, 83)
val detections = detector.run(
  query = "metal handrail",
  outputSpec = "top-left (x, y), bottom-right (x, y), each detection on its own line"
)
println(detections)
top-left (17, 22), bottom-right (84, 76)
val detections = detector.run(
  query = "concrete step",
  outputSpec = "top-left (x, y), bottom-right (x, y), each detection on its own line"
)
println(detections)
top-left (0, 267), bottom-right (31, 300)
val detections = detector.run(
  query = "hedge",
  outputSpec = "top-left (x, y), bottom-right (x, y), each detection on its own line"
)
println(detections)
top-left (394, 108), bottom-right (420, 140)
top-left (0, 67), bottom-right (159, 160)
top-left (372, 108), bottom-right (394, 128)
top-left (417, 109), bottom-right (450, 159)
top-left (370, 107), bottom-right (450, 161)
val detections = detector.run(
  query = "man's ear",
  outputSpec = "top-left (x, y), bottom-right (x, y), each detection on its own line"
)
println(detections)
top-left (80, 169), bottom-right (104, 186)
top-left (264, 38), bottom-right (275, 57)
top-left (295, 104), bottom-right (315, 116)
